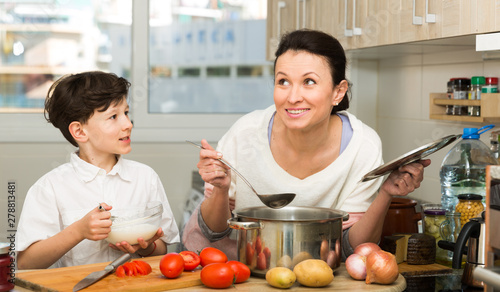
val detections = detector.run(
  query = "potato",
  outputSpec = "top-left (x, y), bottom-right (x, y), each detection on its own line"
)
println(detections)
top-left (266, 267), bottom-right (296, 289)
top-left (292, 251), bottom-right (313, 267)
top-left (277, 255), bottom-right (292, 269)
top-left (293, 259), bottom-right (334, 287)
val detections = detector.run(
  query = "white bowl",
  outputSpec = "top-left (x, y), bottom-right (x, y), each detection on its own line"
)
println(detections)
top-left (106, 201), bottom-right (163, 245)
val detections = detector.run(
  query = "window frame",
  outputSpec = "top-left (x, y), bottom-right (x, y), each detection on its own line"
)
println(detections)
top-left (0, 0), bottom-right (247, 143)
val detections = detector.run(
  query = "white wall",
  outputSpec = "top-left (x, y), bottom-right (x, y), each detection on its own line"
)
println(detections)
top-left (366, 48), bottom-right (500, 205)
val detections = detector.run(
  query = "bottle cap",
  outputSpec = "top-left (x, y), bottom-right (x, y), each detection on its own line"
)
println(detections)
top-left (424, 209), bottom-right (446, 215)
top-left (458, 194), bottom-right (483, 201)
top-left (463, 128), bottom-right (480, 139)
top-left (471, 76), bottom-right (486, 85)
top-left (485, 77), bottom-right (499, 85)
top-left (454, 78), bottom-right (471, 87)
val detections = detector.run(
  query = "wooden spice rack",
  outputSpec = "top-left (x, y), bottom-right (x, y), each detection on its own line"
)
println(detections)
top-left (430, 93), bottom-right (500, 122)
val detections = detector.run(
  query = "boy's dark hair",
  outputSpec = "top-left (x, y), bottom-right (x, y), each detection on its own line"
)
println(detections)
top-left (274, 29), bottom-right (350, 114)
top-left (44, 71), bottom-right (131, 147)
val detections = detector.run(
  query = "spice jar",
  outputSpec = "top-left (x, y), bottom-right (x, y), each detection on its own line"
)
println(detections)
top-left (482, 77), bottom-right (499, 93)
top-left (468, 76), bottom-right (484, 116)
top-left (0, 243), bottom-right (14, 292)
top-left (452, 78), bottom-right (470, 115)
top-left (446, 79), bottom-right (455, 115)
top-left (455, 194), bottom-right (484, 227)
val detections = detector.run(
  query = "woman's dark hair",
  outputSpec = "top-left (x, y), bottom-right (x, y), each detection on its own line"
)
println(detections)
top-left (44, 71), bottom-right (131, 147)
top-left (274, 29), bottom-right (349, 114)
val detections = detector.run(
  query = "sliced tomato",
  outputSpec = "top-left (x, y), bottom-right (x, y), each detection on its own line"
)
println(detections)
top-left (115, 265), bottom-right (126, 278)
top-left (123, 262), bottom-right (138, 276)
top-left (133, 260), bottom-right (152, 275)
top-left (179, 251), bottom-right (201, 271)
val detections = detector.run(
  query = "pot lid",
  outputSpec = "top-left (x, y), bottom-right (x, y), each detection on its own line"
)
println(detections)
top-left (361, 134), bottom-right (462, 182)
top-left (233, 206), bottom-right (349, 222)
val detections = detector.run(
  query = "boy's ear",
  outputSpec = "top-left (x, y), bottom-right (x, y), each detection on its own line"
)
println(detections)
top-left (68, 121), bottom-right (88, 143)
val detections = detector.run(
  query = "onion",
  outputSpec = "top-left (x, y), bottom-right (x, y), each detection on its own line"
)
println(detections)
top-left (345, 254), bottom-right (366, 280)
top-left (365, 250), bottom-right (399, 285)
top-left (353, 242), bottom-right (381, 257)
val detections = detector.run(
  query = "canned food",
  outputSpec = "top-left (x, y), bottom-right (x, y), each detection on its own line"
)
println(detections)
top-left (455, 194), bottom-right (484, 227)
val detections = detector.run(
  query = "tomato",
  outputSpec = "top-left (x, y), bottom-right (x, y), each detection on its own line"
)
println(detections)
top-left (255, 237), bottom-right (263, 254)
top-left (246, 242), bottom-right (255, 266)
top-left (256, 252), bottom-right (267, 270)
top-left (160, 253), bottom-right (185, 279)
top-left (115, 265), bottom-right (126, 278)
top-left (199, 247), bottom-right (228, 267)
top-left (179, 251), bottom-right (201, 271)
top-left (123, 262), bottom-right (138, 276)
top-left (226, 261), bottom-right (251, 283)
top-left (200, 263), bottom-right (235, 288)
top-left (133, 260), bottom-right (152, 275)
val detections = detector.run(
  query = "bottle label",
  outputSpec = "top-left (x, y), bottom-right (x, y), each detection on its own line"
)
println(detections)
top-left (454, 91), bottom-right (467, 100)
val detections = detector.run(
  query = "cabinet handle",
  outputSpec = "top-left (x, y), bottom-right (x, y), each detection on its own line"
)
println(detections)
top-left (352, 0), bottom-right (362, 35)
top-left (296, 0), bottom-right (307, 29)
top-left (344, 0), bottom-right (353, 36)
top-left (412, 0), bottom-right (423, 25)
top-left (277, 1), bottom-right (286, 37)
top-left (425, 0), bottom-right (436, 23)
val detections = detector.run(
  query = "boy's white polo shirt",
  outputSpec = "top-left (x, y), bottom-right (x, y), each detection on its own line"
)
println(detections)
top-left (16, 152), bottom-right (179, 268)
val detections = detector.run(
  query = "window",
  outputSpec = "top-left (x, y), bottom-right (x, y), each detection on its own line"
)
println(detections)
top-left (0, 0), bottom-right (132, 112)
top-left (147, 0), bottom-right (272, 116)
top-left (1, 0), bottom-right (271, 143)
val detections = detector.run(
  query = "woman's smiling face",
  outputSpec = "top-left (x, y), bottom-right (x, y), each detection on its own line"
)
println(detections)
top-left (273, 50), bottom-right (343, 131)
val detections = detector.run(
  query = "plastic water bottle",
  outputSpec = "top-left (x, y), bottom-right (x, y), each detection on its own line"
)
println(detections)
top-left (440, 126), bottom-right (498, 211)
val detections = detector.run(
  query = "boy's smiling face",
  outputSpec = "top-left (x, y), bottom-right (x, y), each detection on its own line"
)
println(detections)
top-left (82, 97), bottom-right (133, 158)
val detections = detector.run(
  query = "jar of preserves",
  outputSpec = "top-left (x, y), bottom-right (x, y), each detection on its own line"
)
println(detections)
top-left (423, 208), bottom-right (448, 265)
top-left (0, 243), bottom-right (14, 292)
top-left (455, 194), bottom-right (484, 227)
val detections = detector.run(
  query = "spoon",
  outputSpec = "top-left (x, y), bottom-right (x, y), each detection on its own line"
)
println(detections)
top-left (186, 140), bottom-right (296, 209)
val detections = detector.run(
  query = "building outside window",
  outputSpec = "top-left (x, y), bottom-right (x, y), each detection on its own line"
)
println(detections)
top-left (0, 0), bottom-right (271, 117)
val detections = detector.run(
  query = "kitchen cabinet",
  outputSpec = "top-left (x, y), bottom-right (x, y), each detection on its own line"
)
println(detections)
top-left (430, 93), bottom-right (500, 123)
top-left (266, 0), bottom-right (347, 60)
top-left (266, 0), bottom-right (500, 55)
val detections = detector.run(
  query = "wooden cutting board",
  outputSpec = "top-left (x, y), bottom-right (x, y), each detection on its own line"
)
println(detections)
top-left (16, 259), bottom-right (407, 292)
top-left (15, 255), bottom-right (202, 292)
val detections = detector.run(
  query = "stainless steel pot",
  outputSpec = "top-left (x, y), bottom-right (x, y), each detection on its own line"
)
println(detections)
top-left (228, 206), bottom-right (349, 277)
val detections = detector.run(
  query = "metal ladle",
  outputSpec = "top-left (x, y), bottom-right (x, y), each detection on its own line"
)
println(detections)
top-left (186, 140), bottom-right (296, 209)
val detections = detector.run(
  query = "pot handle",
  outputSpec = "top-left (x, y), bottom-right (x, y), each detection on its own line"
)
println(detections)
top-left (227, 217), bottom-right (262, 230)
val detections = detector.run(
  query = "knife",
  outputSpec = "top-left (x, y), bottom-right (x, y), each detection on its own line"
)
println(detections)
top-left (73, 253), bottom-right (131, 292)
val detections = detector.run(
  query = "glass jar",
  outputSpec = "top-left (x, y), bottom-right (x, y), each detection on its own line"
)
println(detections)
top-left (423, 208), bottom-right (448, 265)
top-left (0, 243), bottom-right (14, 292)
top-left (446, 79), bottom-right (455, 115)
top-left (468, 76), bottom-right (484, 116)
top-left (452, 78), bottom-right (471, 115)
top-left (437, 211), bottom-right (462, 266)
top-left (482, 77), bottom-right (499, 93)
top-left (455, 194), bottom-right (484, 227)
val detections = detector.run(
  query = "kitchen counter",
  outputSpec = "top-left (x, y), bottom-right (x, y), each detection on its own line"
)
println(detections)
top-left (12, 257), bottom-right (470, 292)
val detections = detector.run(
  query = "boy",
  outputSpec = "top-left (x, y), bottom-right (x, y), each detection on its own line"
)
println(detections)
top-left (16, 71), bottom-right (179, 269)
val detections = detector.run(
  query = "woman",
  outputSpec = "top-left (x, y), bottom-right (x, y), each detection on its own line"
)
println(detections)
top-left (182, 29), bottom-right (430, 260)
